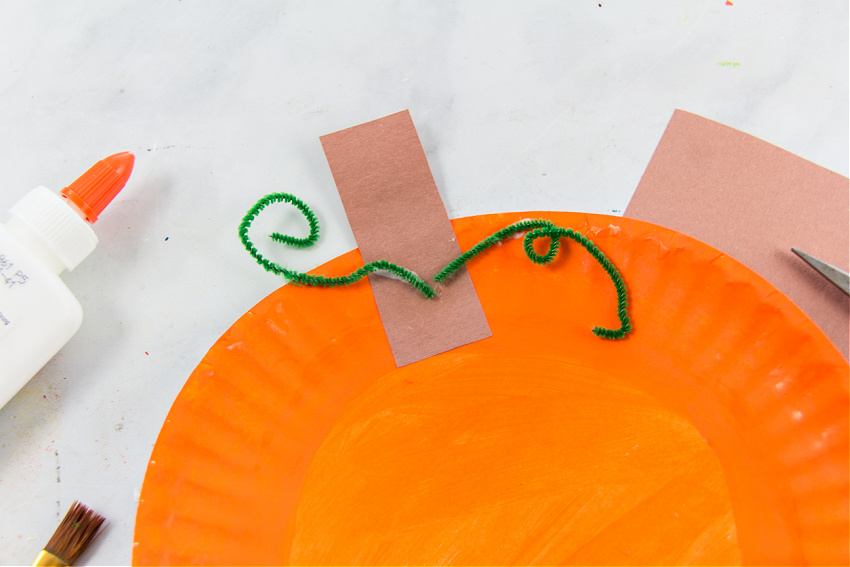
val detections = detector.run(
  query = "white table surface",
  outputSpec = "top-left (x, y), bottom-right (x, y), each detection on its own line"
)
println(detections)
top-left (0, 1), bottom-right (846, 565)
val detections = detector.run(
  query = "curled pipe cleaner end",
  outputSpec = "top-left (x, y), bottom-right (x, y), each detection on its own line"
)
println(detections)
top-left (239, 192), bottom-right (436, 298)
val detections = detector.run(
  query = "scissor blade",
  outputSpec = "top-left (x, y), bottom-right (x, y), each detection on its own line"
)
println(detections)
top-left (791, 247), bottom-right (850, 295)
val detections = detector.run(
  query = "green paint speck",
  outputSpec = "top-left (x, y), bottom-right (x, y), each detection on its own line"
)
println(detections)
top-left (717, 61), bottom-right (741, 68)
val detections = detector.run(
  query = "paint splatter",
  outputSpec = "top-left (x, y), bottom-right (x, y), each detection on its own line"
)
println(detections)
top-left (717, 61), bottom-right (741, 67)
top-left (725, 0), bottom-right (733, 5)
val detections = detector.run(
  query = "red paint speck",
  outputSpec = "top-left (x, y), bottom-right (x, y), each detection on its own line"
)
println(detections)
top-left (43, 395), bottom-right (47, 399)
top-left (145, 351), bottom-right (149, 355)
top-left (725, 0), bottom-right (733, 4)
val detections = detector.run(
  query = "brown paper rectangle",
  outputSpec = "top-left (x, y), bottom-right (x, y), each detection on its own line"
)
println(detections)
top-left (626, 109), bottom-right (849, 359)
top-left (320, 110), bottom-right (492, 366)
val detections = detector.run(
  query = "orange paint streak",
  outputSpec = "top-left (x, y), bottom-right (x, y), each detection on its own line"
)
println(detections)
top-left (290, 358), bottom-right (739, 565)
top-left (134, 212), bottom-right (849, 565)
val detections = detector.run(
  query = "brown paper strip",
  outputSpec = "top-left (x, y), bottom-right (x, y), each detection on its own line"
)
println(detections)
top-left (626, 109), bottom-right (849, 359)
top-left (320, 110), bottom-right (492, 366)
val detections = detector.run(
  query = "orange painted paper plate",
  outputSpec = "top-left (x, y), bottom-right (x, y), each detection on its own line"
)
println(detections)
top-left (133, 212), bottom-right (848, 566)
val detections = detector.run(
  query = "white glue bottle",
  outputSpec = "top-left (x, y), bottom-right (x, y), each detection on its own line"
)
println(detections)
top-left (0, 152), bottom-right (134, 409)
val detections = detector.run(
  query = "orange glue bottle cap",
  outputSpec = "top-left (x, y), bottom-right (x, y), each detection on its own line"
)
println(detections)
top-left (60, 152), bottom-right (135, 223)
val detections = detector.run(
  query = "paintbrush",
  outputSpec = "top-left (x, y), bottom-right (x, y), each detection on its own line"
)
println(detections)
top-left (32, 501), bottom-right (106, 566)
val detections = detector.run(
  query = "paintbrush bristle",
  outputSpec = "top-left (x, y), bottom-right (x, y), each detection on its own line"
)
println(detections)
top-left (43, 501), bottom-right (106, 565)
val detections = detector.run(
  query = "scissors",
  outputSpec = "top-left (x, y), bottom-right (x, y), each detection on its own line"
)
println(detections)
top-left (791, 247), bottom-right (850, 296)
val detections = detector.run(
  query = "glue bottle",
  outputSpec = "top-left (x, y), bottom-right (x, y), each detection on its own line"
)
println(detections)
top-left (0, 152), bottom-right (134, 410)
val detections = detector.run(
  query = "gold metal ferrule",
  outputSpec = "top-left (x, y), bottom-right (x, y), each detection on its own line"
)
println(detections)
top-left (32, 550), bottom-right (68, 567)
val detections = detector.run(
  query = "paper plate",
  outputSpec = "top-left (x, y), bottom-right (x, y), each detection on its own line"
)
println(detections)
top-left (133, 212), bottom-right (848, 566)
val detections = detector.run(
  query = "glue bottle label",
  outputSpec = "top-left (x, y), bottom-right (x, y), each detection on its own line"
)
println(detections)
top-left (0, 225), bottom-right (83, 409)
top-left (0, 252), bottom-right (27, 340)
